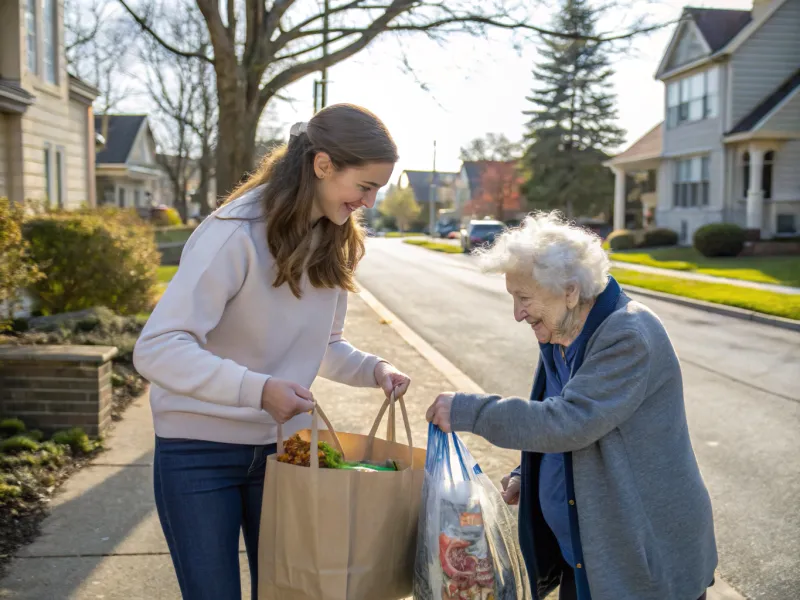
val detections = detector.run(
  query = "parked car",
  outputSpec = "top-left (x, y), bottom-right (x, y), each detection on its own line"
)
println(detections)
top-left (364, 227), bottom-right (377, 237)
top-left (447, 231), bottom-right (460, 240)
top-left (461, 220), bottom-right (506, 253)
top-left (435, 220), bottom-right (460, 238)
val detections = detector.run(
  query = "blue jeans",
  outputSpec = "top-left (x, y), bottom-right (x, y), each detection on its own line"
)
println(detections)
top-left (153, 437), bottom-right (277, 600)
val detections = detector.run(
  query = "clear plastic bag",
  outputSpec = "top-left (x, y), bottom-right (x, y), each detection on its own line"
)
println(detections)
top-left (414, 424), bottom-right (531, 600)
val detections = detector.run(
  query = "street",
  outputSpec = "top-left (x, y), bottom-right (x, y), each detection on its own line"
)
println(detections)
top-left (356, 238), bottom-right (800, 600)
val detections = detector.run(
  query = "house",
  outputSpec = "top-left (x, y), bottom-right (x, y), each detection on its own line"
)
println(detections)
top-left (95, 114), bottom-right (165, 210)
top-left (458, 160), bottom-right (525, 222)
top-left (607, 0), bottom-right (800, 242)
top-left (398, 169), bottom-right (459, 207)
top-left (0, 1), bottom-right (99, 208)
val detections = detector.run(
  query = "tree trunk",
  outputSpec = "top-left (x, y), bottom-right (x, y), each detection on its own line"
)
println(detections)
top-left (214, 74), bottom-right (258, 197)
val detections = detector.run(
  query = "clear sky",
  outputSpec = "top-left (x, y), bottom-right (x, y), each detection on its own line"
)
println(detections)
top-left (264, 0), bottom-right (753, 177)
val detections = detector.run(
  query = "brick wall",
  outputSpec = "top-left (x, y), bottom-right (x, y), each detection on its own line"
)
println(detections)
top-left (0, 345), bottom-right (118, 437)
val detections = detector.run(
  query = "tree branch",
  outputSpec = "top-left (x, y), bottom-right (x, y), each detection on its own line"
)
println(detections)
top-left (117, 0), bottom-right (215, 63)
top-left (227, 0), bottom-right (236, 40)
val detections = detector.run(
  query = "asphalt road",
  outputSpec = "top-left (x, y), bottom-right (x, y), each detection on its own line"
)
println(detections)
top-left (356, 238), bottom-right (800, 600)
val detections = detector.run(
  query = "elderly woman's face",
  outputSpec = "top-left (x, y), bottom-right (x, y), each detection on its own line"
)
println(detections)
top-left (506, 271), bottom-right (574, 345)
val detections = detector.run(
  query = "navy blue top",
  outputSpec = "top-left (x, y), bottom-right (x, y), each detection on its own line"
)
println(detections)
top-left (538, 329), bottom-right (589, 567)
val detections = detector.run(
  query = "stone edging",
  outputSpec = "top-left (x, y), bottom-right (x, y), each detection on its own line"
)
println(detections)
top-left (622, 285), bottom-right (800, 332)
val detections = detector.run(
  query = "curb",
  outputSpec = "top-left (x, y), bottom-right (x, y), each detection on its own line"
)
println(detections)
top-left (622, 284), bottom-right (800, 333)
top-left (357, 281), bottom-right (747, 600)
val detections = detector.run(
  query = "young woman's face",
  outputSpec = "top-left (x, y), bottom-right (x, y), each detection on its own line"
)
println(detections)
top-left (312, 156), bottom-right (394, 225)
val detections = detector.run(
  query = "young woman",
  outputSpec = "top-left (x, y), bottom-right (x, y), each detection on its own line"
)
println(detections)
top-left (133, 104), bottom-right (411, 600)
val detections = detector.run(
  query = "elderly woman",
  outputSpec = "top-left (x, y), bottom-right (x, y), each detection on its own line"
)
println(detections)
top-left (427, 213), bottom-right (717, 600)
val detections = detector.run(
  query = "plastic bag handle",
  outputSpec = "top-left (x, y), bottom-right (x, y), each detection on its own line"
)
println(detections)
top-left (364, 389), bottom-right (414, 468)
top-left (276, 401), bottom-right (346, 468)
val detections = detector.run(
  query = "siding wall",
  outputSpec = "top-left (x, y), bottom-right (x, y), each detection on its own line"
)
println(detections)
top-left (761, 90), bottom-right (800, 133)
top-left (773, 139), bottom-right (800, 202)
top-left (730, 0), bottom-right (800, 128)
top-left (67, 97), bottom-right (89, 207)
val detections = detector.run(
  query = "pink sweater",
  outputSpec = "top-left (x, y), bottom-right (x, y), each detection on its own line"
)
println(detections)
top-left (133, 189), bottom-right (383, 445)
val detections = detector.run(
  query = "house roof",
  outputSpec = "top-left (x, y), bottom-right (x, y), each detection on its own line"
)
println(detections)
top-left (686, 8), bottom-right (751, 52)
top-left (728, 68), bottom-right (800, 134)
top-left (605, 123), bottom-right (663, 166)
top-left (94, 114), bottom-right (147, 164)
top-left (402, 170), bottom-right (458, 204)
top-left (461, 160), bottom-right (520, 195)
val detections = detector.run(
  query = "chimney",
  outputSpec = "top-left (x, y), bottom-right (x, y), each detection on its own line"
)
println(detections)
top-left (752, 0), bottom-right (771, 20)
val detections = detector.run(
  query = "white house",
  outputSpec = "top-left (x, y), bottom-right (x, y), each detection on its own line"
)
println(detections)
top-left (607, 0), bottom-right (800, 242)
top-left (95, 114), bottom-right (165, 210)
top-left (0, 0), bottom-right (99, 208)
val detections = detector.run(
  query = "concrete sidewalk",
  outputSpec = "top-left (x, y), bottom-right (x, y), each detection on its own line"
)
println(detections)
top-left (0, 293), bottom-right (744, 600)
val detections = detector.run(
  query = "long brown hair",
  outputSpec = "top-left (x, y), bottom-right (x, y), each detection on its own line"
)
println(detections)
top-left (224, 104), bottom-right (398, 298)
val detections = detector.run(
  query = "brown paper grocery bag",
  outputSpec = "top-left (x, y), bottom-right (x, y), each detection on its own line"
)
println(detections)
top-left (258, 393), bottom-right (426, 600)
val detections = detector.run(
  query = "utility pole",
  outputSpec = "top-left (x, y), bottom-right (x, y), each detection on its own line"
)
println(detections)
top-left (313, 0), bottom-right (330, 114)
top-left (429, 140), bottom-right (437, 236)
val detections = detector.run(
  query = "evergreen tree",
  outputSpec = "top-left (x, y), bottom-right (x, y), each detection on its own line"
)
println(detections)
top-left (522, 0), bottom-right (626, 219)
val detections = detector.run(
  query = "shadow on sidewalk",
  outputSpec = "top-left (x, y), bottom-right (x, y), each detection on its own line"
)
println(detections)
top-left (1, 447), bottom-right (167, 598)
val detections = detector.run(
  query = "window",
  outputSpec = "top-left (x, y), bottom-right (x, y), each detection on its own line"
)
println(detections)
top-left (134, 188), bottom-right (141, 207)
top-left (44, 145), bottom-right (51, 204)
top-left (666, 68), bottom-right (718, 128)
top-left (680, 220), bottom-right (688, 244)
top-left (43, 0), bottom-right (58, 84)
top-left (118, 187), bottom-right (126, 207)
top-left (673, 156), bottom-right (710, 207)
top-left (55, 148), bottom-right (64, 208)
top-left (25, 0), bottom-right (37, 74)
top-left (741, 151), bottom-right (774, 199)
top-left (776, 214), bottom-right (797, 235)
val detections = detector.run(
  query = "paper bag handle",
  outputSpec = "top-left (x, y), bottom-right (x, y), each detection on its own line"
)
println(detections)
top-left (276, 401), bottom-right (346, 468)
top-left (364, 390), bottom-right (414, 467)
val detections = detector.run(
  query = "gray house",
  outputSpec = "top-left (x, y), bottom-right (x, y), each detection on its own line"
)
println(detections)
top-left (607, 0), bottom-right (800, 242)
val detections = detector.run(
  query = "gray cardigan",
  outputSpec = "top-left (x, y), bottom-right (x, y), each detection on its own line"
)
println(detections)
top-left (451, 295), bottom-right (718, 600)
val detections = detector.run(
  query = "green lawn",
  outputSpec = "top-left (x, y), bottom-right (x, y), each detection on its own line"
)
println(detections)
top-left (157, 266), bottom-right (178, 283)
top-left (403, 238), bottom-right (463, 253)
top-left (154, 226), bottom-right (195, 245)
top-left (610, 247), bottom-right (800, 288)
top-left (612, 267), bottom-right (800, 321)
top-left (384, 232), bottom-right (425, 238)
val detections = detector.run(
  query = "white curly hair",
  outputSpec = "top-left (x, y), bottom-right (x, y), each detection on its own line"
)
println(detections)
top-left (476, 212), bottom-right (610, 301)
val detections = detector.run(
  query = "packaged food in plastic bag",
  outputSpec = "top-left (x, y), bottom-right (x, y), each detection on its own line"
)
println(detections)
top-left (414, 424), bottom-right (531, 600)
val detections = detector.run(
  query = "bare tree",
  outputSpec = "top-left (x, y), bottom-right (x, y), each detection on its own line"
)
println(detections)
top-left (65, 0), bottom-right (140, 113)
top-left (117, 0), bottom-right (669, 198)
top-left (139, 6), bottom-right (217, 221)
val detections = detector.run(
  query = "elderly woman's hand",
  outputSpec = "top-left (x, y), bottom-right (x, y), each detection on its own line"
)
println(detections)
top-left (374, 361), bottom-right (411, 398)
top-left (426, 392), bottom-right (455, 432)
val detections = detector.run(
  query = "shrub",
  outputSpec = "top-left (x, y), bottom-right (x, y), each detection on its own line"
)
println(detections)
top-left (693, 223), bottom-right (746, 257)
top-left (151, 207), bottom-right (183, 227)
top-left (23, 207), bottom-right (160, 315)
top-left (0, 198), bottom-right (41, 324)
top-left (607, 229), bottom-right (637, 251)
top-left (0, 435), bottom-right (40, 455)
top-left (641, 228), bottom-right (679, 248)
top-left (51, 428), bottom-right (98, 455)
top-left (0, 482), bottom-right (22, 502)
top-left (0, 418), bottom-right (26, 438)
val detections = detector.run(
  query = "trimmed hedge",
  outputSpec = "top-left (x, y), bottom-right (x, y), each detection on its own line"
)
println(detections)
top-left (693, 223), bottom-right (746, 257)
top-left (151, 207), bottom-right (182, 227)
top-left (23, 207), bottom-right (160, 315)
top-left (641, 228), bottom-right (679, 248)
top-left (607, 229), bottom-right (637, 251)
top-left (0, 198), bottom-right (41, 323)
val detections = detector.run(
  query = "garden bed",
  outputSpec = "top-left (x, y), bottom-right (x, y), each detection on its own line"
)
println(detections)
top-left (403, 238), bottom-right (464, 253)
top-left (0, 307), bottom-right (148, 575)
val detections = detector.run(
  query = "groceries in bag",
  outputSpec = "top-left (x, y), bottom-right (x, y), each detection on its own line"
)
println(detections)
top-left (414, 424), bottom-right (531, 600)
top-left (277, 433), bottom-right (400, 471)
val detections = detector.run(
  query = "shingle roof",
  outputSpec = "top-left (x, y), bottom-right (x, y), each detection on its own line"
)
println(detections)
top-left (607, 123), bottom-right (663, 166)
top-left (94, 115), bottom-right (146, 164)
top-left (402, 170), bottom-right (459, 204)
top-left (686, 7), bottom-right (751, 52)
top-left (729, 68), bottom-right (800, 134)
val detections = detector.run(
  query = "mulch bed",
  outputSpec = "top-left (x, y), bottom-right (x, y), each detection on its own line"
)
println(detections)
top-left (0, 307), bottom-right (147, 577)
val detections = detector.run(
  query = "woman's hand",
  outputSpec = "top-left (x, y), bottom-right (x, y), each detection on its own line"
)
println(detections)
top-left (426, 392), bottom-right (455, 433)
top-left (374, 361), bottom-right (411, 398)
top-left (261, 378), bottom-right (315, 424)
top-left (501, 474), bottom-right (521, 505)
